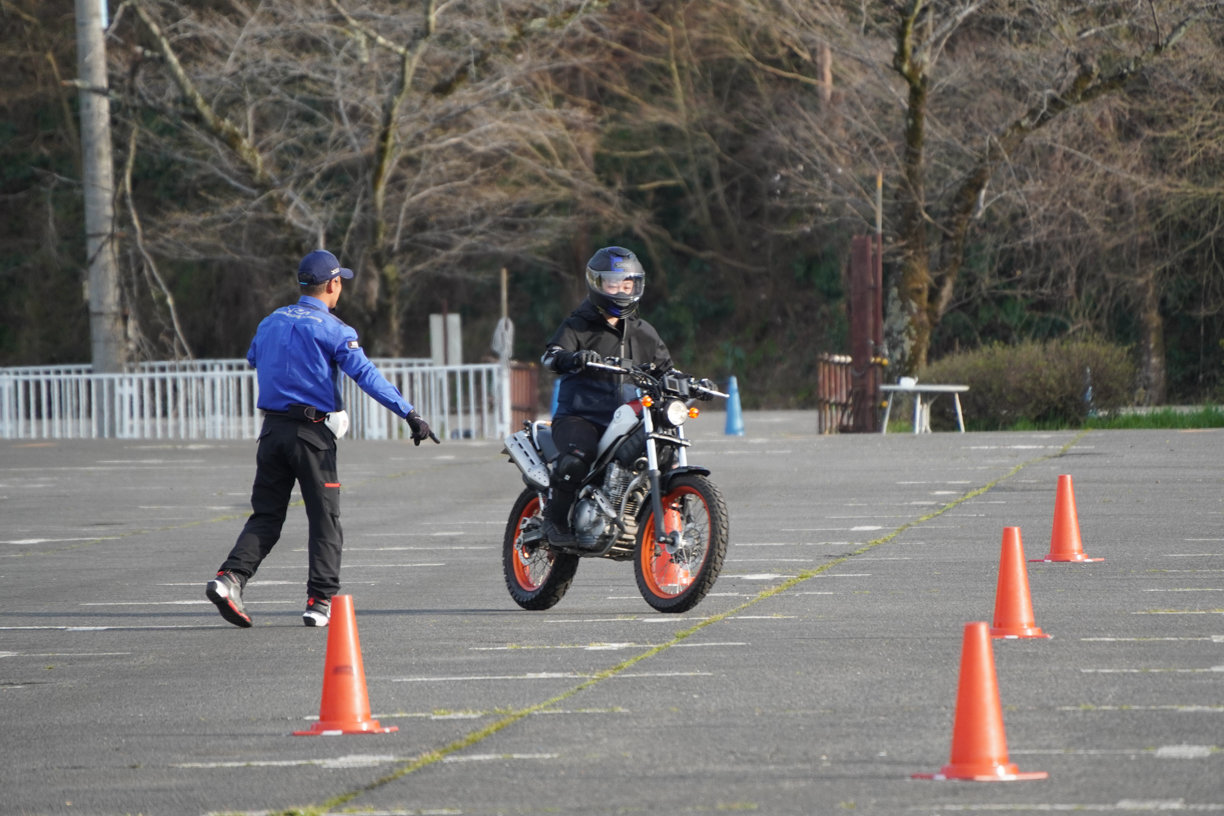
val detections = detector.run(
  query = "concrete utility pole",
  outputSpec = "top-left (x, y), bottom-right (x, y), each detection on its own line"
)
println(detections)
top-left (74, 0), bottom-right (126, 372)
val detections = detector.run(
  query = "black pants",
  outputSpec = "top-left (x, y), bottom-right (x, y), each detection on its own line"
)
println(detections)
top-left (220, 415), bottom-right (342, 601)
top-left (546, 415), bottom-right (602, 527)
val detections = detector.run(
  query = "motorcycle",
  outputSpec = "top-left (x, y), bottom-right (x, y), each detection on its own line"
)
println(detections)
top-left (501, 359), bottom-right (730, 613)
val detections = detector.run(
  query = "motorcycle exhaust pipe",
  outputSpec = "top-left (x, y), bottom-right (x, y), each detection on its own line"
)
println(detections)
top-left (504, 431), bottom-right (550, 490)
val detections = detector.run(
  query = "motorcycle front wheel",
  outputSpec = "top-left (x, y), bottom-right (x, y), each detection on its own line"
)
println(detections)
top-left (634, 473), bottom-right (729, 613)
top-left (503, 487), bottom-right (580, 610)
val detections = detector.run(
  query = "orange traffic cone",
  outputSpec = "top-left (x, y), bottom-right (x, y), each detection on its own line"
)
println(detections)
top-left (293, 595), bottom-right (398, 736)
top-left (990, 527), bottom-right (1050, 639)
top-left (1032, 475), bottom-right (1103, 563)
top-left (913, 622), bottom-right (1048, 781)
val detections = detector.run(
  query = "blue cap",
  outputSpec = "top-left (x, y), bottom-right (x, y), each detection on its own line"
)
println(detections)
top-left (298, 250), bottom-right (354, 285)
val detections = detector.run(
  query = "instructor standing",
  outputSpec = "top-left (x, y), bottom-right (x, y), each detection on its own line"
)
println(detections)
top-left (206, 249), bottom-right (439, 629)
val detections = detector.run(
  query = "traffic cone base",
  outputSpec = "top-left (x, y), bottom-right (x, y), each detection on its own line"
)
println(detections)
top-left (913, 766), bottom-right (1049, 782)
top-left (293, 595), bottom-right (398, 736)
top-left (1031, 552), bottom-right (1103, 563)
top-left (913, 622), bottom-right (1047, 782)
top-left (295, 719), bottom-right (396, 736)
top-left (990, 527), bottom-right (1051, 640)
top-left (1032, 474), bottom-right (1102, 562)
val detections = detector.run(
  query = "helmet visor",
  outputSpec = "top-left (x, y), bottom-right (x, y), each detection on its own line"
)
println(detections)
top-left (586, 255), bottom-right (645, 308)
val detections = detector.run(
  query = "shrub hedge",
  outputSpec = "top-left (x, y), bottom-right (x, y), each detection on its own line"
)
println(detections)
top-left (917, 339), bottom-right (1136, 430)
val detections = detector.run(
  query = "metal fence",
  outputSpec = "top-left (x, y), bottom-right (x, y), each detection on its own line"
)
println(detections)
top-left (0, 359), bottom-right (516, 441)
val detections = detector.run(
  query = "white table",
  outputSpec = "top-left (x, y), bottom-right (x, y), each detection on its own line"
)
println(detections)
top-left (880, 383), bottom-right (969, 434)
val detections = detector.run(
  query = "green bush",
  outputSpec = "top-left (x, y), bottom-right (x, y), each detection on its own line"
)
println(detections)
top-left (918, 339), bottom-right (1136, 430)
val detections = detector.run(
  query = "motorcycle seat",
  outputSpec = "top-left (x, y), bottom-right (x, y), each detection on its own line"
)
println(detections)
top-left (533, 421), bottom-right (559, 462)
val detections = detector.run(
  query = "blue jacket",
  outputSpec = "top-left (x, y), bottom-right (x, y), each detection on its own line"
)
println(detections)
top-left (248, 295), bottom-right (413, 417)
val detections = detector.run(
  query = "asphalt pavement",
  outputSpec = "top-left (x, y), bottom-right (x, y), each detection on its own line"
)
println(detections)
top-left (2, 412), bottom-right (1221, 815)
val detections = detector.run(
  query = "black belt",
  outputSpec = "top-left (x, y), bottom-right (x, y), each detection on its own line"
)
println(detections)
top-left (264, 404), bottom-right (329, 423)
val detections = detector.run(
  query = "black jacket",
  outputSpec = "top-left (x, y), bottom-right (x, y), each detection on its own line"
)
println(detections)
top-left (543, 299), bottom-right (672, 426)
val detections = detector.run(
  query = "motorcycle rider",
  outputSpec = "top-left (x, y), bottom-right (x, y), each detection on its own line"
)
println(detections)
top-left (540, 246), bottom-right (673, 550)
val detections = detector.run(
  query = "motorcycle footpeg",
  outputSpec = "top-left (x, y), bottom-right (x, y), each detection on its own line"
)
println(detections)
top-left (518, 519), bottom-right (545, 546)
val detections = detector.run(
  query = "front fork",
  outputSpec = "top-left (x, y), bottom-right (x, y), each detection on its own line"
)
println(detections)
top-left (643, 412), bottom-right (688, 550)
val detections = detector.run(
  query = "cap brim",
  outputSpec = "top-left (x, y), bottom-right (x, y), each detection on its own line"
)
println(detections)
top-left (338, 267), bottom-right (354, 279)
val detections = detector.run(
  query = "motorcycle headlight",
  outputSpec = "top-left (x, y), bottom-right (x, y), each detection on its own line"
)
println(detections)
top-left (662, 398), bottom-right (689, 427)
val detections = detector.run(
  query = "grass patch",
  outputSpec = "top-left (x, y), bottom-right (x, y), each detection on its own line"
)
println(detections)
top-left (1004, 405), bottom-right (1224, 431)
top-left (1084, 405), bottom-right (1224, 430)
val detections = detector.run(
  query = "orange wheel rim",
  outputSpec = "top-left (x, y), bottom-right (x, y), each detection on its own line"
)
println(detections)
top-left (640, 486), bottom-right (708, 598)
top-left (512, 497), bottom-right (550, 590)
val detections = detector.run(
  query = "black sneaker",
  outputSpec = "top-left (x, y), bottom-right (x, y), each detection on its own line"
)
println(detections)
top-left (540, 518), bottom-right (577, 547)
top-left (303, 596), bottom-right (331, 627)
top-left (206, 571), bottom-right (252, 628)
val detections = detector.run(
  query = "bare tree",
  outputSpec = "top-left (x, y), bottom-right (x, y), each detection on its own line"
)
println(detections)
top-left (720, 0), bottom-right (1222, 375)
top-left (111, 0), bottom-right (629, 354)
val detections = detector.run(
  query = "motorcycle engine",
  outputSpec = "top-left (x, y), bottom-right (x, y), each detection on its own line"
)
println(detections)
top-left (572, 497), bottom-right (611, 549)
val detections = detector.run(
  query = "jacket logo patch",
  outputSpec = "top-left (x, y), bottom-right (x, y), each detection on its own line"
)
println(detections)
top-left (347, 340), bottom-right (359, 349)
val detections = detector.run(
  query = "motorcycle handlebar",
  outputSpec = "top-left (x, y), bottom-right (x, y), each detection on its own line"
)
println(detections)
top-left (586, 359), bottom-right (729, 400)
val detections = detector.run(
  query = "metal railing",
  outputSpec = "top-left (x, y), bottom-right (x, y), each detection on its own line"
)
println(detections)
top-left (0, 359), bottom-right (511, 441)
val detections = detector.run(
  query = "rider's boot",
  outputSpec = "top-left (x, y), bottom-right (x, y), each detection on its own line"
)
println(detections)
top-left (541, 517), bottom-right (576, 547)
top-left (543, 488), bottom-right (577, 547)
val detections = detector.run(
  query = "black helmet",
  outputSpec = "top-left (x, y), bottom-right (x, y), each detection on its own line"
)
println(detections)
top-left (585, 246), bottom-right (645, 318)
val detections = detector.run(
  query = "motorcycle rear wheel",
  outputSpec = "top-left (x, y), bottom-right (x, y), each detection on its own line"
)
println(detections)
top-left (503, 487), bottom-right (579, 610)
top-left (634, 473), bottom-right (728, 613)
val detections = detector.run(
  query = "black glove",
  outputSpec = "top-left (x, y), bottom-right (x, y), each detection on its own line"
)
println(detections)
top-left (562, 349), bottom-right (602, 373)
top-left (406, 410), bottom-right (440, 446)
top-left (695, 378), bottom-right (717, 401)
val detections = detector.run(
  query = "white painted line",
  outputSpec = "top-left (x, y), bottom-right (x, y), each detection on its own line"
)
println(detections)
top-left (1081, 636), bottom-right (1223, 642)
top-left (256, 562), bottom-right (445, 569)
top-left (728, 558), bottom-right (832, 563)
top-left (1136, 610), bottom-right (1224, 615)
top-left (329, 562), bottom-right (448, 568)
top-left (395, 672), bottom-right (585, 682)
top-left (413, 523), bottom-right (504, 530)
top-left (1057, 705), bottom-right (1224, 713)
top-left (81, 600), bottom-right (289, 607)
top-left (923, 801), bottom-right (1224, 811)
top-left (162, 580), bottom-right (301, 587)
top-left (2, 537), bottom-right (121, 545)
top-left (469, 642), bottom-right (647, 652)
top-left (176, 754), bottom-right (400, 770)
top-left (442, 753), bottom-right (558, 763)
top-left (1081, 666), bottom-right (1224, 674)
top-left (966, 444), bottom-right (1065, 450)
top-left (0, 631), bottom-right (230, 636)
top-left (393, 671), bottom-right (711, 683)
top-left (0, 652), bottom-right (131, 658)
top-left (1144, 588), bottom-right (1224, 592)
top-left (1155, 745), bottom-right (1215, 758)
top-left (543, 615), bottom-right (744, 625)
top-left (345, 545), bottom-right (491, 551)
top-left (468, 642), bottom-right (747, 653)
